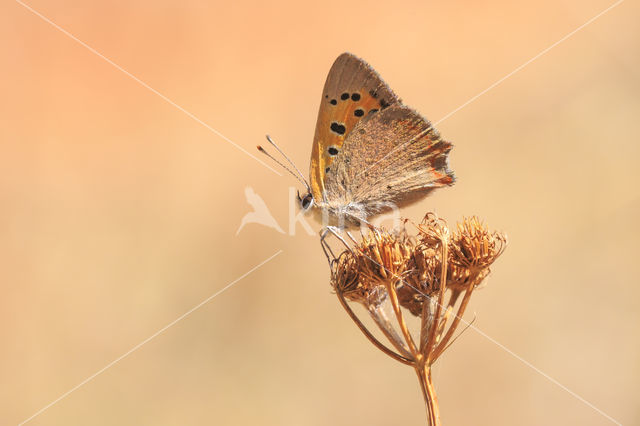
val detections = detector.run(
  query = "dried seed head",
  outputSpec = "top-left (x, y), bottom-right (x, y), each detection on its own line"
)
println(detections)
top-left (395, 214), bottom-right (450, 314)
top-left (357, 230), bottom-right (414, 284)
top-left (326, 211), bottom-right (507, 416)
top-left (329, 214), bottom-right (506, 316)
top-left (409, 244), bottom-right (442, 294)
top-left (417, 212), bottom-right (450, 248)
top-left (330, 230), bottom-right (413, 307)
top-left (450, 216), bottom-right (507, 270)
top-left (396, 244), bottom-right (440, 315)
top-left (331, 251), bottom-right (359, 295)
top-left (330, 250), bottom-right (385, 306)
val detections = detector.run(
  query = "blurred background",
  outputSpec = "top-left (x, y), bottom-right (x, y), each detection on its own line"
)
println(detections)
top-left (1, 0), bottom-right (638, 424)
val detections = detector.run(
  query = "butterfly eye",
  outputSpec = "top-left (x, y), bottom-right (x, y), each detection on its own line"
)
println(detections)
top-left (301, 193), bottom-right (313, 210)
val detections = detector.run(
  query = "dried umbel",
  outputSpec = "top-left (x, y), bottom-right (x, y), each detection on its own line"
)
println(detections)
top-left (333, 230), bottom-right (414, 306)
top-left (328, 213), bottom-right (506, 426)
top-left (447, 218), bottom-right (506, 293)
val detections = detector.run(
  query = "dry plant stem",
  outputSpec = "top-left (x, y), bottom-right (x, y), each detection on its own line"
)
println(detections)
top-left (419, 298), bottom-right (434, 353)
top-left (447, 289), bottom-right (462, 312)
top-left (385, 279), bottom-right (419, 356)
top-left (415, 362), bottom-right (440, 426)
top-left (337, 291), bottom-right (414, 365)
top-left (434, 294), bottom-right (458, 343)
top-left (432, 275), bottom-right (479, 361)
top-left (425, 238), bottom-right (449, 364)
top-left (433, 289), bottom-right (462, 347)
top-left (368, 304), bottom-right (413, 359)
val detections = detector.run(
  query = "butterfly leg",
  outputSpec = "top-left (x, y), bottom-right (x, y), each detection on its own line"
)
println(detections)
top-left (345, 230), bottom-right (359, 245)
top-left (319, 226), bottom-right (355, 265)
top-left (326, 225), bottom-right (353, 251)
top-left (319, 227), bottom-right (337, 265)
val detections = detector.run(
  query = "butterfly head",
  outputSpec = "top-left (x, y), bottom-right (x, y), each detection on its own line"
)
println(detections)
top-left (298, 190), bottom-right (314, 211)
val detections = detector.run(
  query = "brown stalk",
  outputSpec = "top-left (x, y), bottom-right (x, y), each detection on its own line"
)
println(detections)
top-left (368, 304), bottom-right (414, 359)
top-left (432, 273), bottom-right (479, 361)
top-left (386, 278), bottom-right (419, 357)
top-left (336, 290), bottom-right (414, 365)
top-left (416, 362), bottom-right (440, 426)
top-left (424, 233), bottom-right (448, 365)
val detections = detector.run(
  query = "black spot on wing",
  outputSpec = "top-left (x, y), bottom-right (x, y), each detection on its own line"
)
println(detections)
top-left (328, 147), bottom-right (339, 156)
top-left (354, 108), bottom-right (364, 117)
top-left (341, 93), bottom-right (349, 100)
top-left (351, 93), bottom-right (361, 101)
top-left (330, 122), bottom-right (346, 135)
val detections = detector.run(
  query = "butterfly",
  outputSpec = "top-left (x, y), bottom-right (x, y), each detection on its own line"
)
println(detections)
top-left (260, 52), bottom-right (454, 227)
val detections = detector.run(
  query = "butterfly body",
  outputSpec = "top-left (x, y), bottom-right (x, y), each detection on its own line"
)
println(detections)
top-left (298, 53), bottom-right (455, 226)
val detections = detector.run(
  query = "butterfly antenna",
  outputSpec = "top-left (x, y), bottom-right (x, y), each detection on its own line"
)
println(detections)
top-left (258, 135), bottom-right (311, 192)
top-left (257, 142), bottom-right (310, 192)
top-left (265, 135), bottom-right (310, 191)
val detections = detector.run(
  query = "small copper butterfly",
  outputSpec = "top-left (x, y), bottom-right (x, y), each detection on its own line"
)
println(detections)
top-left (260, 53), bottom-right (454, 226)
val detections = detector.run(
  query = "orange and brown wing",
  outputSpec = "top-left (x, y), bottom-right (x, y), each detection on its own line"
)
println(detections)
top-left (309, 53), bottom-right (400, 202)
top-left (326, 105), bottom-right (454, 212)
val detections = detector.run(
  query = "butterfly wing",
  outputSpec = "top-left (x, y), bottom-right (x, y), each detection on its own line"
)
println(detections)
top-left (309, 53), bottom-right (399, 203)
top-left (324, 104), bottom-right (454, 217)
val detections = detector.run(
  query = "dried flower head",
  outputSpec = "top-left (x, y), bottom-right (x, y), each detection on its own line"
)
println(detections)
top-left (331, 229), bottom-right (414, 307)
top-left (357, 230), bottom-right (414, 283)
top-left (331, 251), bottom-right (360, 295)
top-left (450, 216), bottom-right (506, 269)
top-left (399, 220), bottom-right (446, 316)
top-left (417, 212), bottom-right (450, 248)
top-left (326, 212), bottom-right (507, 426)
top-left (448, 217), bottom-right (506, 288)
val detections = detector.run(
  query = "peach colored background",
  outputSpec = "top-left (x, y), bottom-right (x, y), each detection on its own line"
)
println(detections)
top-left (1, 0), bottom-right (639, 425)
